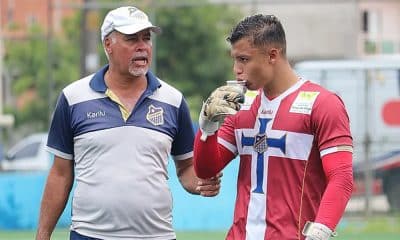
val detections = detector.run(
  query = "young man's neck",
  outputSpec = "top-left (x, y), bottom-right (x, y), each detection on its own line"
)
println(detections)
top-left (263, 63), bottom-right (299, 99)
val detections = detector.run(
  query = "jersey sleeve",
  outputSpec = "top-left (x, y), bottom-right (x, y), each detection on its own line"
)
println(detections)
top-left (315, 151), bottom-right (353, 230)
top-left (311, 93), bottom-right (353, 154)
top-left (194, 131), bottom-right (236, 179)
top-left (311, 92), bottom-right (354, 230)
top-left (171, 97), bottom-right (195, 160)
top-left (46, 92), bottom-right (74, 160)
top-left (194, 115), bottom-right (237, 179)
top-left (217, 114), bottom-right (240, 155)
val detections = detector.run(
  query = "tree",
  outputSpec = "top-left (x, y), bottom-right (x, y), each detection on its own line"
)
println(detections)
top-left (4, 1), bottom-right (242, 134)
top-left (4, 15), bottom-right (81, 133)
top-left (154, 3), bottom-right (241, 118)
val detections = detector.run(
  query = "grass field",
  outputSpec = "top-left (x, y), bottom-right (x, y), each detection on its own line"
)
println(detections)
top-left (335, 215), bottom-right (400, 240)
top-left (0, 230), bottom-right (399, 240)
top-left (0, 230), bottom-right (227, 240)
top-left (1, 216), bottom-right (399, 240)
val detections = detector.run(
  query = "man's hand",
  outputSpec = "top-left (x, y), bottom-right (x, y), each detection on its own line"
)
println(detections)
top-left (196, 172), bottom-right (223, 197)
top-left (203, 85), bottom-right (245, 122)
top-left (303, 221), bottom-right (336, 240)
top-left (199, 85), bottom-right (245, 141)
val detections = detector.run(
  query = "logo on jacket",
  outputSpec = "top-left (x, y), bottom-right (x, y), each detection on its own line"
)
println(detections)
top-left (146, 105), bottom-right (164, 126)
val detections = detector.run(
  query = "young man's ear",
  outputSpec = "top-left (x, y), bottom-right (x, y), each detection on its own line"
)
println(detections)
top-left (268, 48), bottom-right (280, 64)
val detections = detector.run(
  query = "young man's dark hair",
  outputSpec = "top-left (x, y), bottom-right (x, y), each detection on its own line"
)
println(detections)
top-left (227, 14), bottom-right (287, 56)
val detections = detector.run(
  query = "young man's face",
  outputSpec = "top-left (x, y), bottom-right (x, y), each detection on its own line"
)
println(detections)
top-left (230, 38), bottom-right (273, 91)
top-left (106, 29), bottom-right (153, 77)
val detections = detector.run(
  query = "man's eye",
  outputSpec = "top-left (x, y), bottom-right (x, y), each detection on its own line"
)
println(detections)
top-left (126, 37), bottom-right (138, 41)
top-left (239, 57), bottom-right (248, 62)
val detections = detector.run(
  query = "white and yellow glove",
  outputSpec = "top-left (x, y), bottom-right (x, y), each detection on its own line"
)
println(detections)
top-left (302, 221), bottom-right (337, 240)
top-left (199, 85), bottom-right (245, 141)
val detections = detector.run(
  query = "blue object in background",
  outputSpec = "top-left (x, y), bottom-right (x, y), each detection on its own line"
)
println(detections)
top-left (169, 157), bottom-right (239, 231)
top-left (0, 172), bottom-right (72, 229)
top-left (0, 157), bottom-right (239, 231)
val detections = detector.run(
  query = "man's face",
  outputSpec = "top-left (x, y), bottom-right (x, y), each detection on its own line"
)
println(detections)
top-left (230, 38), bottom-right (272, 91)
top-left (106, 29), bottom-right (153, 77)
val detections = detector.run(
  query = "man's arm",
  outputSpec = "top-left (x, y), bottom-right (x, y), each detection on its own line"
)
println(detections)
top-left (303, 151), bottom-right (353, 240)
top-left (304, 92), bottom-right (353, 240)
top-left (36, 156), bottom-right (74, 240)
top-left (174, 158), bottom-right (221, 197)
top-left (316, 151), bottom-right (353, 228)
top-left (194, 131), bottom-right (235, 179)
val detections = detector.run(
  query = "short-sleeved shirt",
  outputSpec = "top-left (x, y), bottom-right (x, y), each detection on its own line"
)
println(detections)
top-left (218, 79), bottom-right (352, 240)
top-left (46, 65), bottom-right (194, 240)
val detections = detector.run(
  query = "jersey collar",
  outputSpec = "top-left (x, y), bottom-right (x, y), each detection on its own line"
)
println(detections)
top-left (89, 64), bottom-right (161, 93)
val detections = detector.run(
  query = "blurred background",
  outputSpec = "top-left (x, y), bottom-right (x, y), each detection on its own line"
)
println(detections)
top-left (0, 0), bottom-right (399, 239)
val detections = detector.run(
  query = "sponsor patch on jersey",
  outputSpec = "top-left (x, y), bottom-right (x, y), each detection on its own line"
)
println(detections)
top-left (146, 105), bottom-right (164, 126)
top-left (289, 91), bottom-right (320, 114)
top-left (241, 90), bottom-right (259, 110)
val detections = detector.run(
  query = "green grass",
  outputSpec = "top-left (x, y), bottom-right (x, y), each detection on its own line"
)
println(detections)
top-left (1, 216), bottom-right (399, 240)
top-left (0, 230), bottom-right (399, 240)
top-left (0, 229), bottom-right (227, 240)
top-left (0, 228), bottom-right (69, 240)
top-left (335, 216), bottom-right (400, 240)
top-left (336, 233), bottom-right (399, 240)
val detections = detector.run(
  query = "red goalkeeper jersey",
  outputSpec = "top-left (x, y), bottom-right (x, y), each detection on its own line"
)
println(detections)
top-left (195, 79), bottom-right (353, 240)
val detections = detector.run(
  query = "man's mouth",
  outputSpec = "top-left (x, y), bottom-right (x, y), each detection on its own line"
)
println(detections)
top-left (235, 79), bottom-right (248, 87)
top-left (132, 56), bottom-right (148, 66)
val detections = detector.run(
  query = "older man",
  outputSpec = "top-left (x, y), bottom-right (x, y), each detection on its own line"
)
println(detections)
top-left (36, 6), bottom-right (220, 240)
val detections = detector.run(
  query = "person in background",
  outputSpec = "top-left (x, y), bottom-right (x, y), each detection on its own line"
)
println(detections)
top-left (194, 14), bottom-right (353, 240)
top-left (36, 6), bottom-right (221, 240)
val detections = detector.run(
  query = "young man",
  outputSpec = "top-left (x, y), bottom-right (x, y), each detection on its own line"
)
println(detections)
top-left (36, 6), bottom-right (220, 240)
top-left (194, 14), bottom-right (353, 240)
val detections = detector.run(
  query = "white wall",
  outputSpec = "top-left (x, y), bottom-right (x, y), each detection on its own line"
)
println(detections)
top-left (248, 2), bottom-right (360, 61)
top-left (210, 0), bottom-right (400, 61)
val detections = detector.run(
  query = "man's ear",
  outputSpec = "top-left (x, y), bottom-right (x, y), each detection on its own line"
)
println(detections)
top-left (268, 48), bottom-right (280, 64)
top-left (104, 37), bottom-right (113, 54)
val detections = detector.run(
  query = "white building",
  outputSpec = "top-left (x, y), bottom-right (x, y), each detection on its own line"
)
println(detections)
top-left (210, 0), bottom-right (400, 61)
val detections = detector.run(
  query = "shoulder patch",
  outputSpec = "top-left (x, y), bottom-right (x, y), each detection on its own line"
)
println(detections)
top-left (289, 91), bottom-right (320, 114)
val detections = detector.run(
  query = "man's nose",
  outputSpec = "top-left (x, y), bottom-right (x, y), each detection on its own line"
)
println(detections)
top-left (233, 63), bottom-right (243, 76)
top-left (136, 39), bottom-right (151, 50)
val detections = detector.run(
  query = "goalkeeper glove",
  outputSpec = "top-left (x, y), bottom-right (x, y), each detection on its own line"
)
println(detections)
top-left (199, 85), bottom-right (245, 141)
top-left (302, 221), bottom-right (337, 240)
